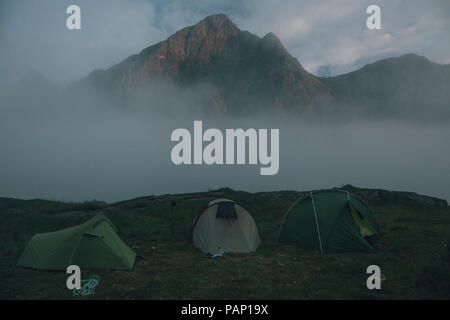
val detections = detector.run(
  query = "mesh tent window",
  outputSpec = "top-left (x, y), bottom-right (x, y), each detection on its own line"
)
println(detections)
top-left (216, 202), bottom-right (237, 219)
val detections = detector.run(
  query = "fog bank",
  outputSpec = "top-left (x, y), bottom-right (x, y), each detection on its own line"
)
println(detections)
top-left (0, 101), bottom-right (449, 202)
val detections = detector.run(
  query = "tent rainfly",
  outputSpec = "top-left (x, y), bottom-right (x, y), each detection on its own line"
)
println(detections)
top-left (192, 199), bottom-right (261, 255)
top-left (17, 215), bottom-right (136, 270)
top-left (279, 191), bottom-right (380, 253)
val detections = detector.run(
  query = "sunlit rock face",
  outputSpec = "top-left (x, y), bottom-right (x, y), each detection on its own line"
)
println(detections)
top-left (79, 14), bottom-right (336, 114)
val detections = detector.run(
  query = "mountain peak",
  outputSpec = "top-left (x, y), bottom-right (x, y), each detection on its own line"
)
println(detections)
top-left (115, 13), bottom-right (241, 79)
top-left (262, 32), bottom-right (281, 44)
top-left (371, 53), bottom-right (431, 68)
top-left (200, 13), bottom-right (236, 26)
top-left (261, 32), bottom-right (288, 53)
top-left (140, 13), bottom-right (240, 66)
top-left (400, 53), bottom-right (429, 61)
top-left (260, 32), bottom-right (298, 67)
top-left (388, 53), bottom-right (431, 65)
top-left (193, 13), bottom-right (239, 35)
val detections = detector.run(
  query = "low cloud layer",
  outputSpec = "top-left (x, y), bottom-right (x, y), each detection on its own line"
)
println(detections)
top-left (1, 97), bottom-right (449, 202)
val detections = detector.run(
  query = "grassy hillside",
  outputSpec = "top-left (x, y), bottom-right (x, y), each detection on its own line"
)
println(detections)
top-left (0, 187), bottom-right (449, 300)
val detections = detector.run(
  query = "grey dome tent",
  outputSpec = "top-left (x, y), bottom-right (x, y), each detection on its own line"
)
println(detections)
top-left (192, 199), bottom-right (261, 255)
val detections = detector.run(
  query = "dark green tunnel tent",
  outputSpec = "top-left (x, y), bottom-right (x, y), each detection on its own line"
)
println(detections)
top-left (192, 199), bottom-right (261, 255)
top-left (17, 215), bottom-right (136, 270)
top-left (279, 191), bottom-right (380, 253)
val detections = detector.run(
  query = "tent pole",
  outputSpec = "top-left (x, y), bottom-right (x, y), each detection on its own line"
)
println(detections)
top-left (310, 192), bottom-right (323, 255)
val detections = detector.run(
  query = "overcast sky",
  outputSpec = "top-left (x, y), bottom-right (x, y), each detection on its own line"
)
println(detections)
top-left (1, 0), bottom-right (450, 87)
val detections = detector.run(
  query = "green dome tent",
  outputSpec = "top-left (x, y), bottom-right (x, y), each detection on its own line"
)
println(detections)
top-left (17, 215), bottom-right (136, 270)
top-left (279, 191), bottom-right (380, 254)
top-left (192, 199), bottom-right (261, 255)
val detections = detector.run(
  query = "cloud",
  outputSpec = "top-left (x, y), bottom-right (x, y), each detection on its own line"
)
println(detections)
top-left (236, 0), bottom-right (450, 75)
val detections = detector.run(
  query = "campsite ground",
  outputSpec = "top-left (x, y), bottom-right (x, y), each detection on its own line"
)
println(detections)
top-left (0, 187), bottom-right (449, 300)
